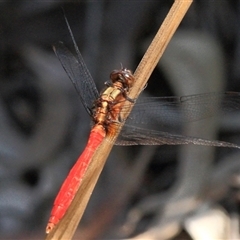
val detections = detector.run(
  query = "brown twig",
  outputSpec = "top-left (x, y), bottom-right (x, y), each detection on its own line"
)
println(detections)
top-left (77, 146), bottom-right (157, 240)
top-left (45, 1), bottom-right (193, 239)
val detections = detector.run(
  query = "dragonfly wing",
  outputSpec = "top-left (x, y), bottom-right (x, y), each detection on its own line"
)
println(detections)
top-left (126, 92), bottom-right (240, 128)
top-left (115, 124), bottom-right (240, 149)
top-left (53, 42), bottom-right (99, 115)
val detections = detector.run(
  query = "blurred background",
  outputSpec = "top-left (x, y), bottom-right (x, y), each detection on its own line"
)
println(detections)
top-left (1, 1), bottom-right (240, 239)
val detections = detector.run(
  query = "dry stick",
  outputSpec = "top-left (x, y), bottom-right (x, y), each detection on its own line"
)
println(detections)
top-left (45, 1), bottom-right (193, 239)
top-left (79, 146), bottom-right (157, 240)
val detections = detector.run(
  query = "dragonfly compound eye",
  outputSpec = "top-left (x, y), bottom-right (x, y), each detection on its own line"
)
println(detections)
top-left (110, 70), bottom-right (121, 82)
top-left (121, 69), bottom-right (134, 88)
top-left (110, 68), bottom-right (134, 87)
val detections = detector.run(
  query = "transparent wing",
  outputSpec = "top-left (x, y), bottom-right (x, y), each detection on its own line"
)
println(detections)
top-left (125, 92), bottom-right (240, 129)
top-left (53, 42), bottom-right (99, 115)
top-left (116, 124), bottom-right (240, 149)
top-left (115, 92), bottom-right (240, 147)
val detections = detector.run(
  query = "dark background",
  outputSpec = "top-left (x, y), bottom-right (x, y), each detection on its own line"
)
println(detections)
top-left (1, 1), bottom-right (240, 239)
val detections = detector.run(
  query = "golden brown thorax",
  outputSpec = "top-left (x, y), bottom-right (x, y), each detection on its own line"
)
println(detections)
top-left (93, 68), bottom-right (134, 129)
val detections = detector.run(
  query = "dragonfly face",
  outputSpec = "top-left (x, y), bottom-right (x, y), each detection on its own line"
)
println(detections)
top-left (110, 68), bottom-right (135, 90)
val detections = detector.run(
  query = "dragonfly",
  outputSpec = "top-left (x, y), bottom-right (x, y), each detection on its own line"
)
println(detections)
top-left (46, 22), bottom-right (240, 234)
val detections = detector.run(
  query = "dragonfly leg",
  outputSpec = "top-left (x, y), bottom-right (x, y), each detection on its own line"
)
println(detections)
top-left (122, 91), bottom-right (136, 103)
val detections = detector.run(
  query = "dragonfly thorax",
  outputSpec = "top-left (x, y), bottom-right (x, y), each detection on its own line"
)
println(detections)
top-left (92, 68), bottom-right (134, 129)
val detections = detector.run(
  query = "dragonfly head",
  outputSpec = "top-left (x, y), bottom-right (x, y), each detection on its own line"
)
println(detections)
top-left (110, 68), bottom-right (135, 89)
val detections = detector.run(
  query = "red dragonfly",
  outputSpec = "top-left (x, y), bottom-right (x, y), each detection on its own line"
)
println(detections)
top-left (46, 24), bottom-right (240, 233)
